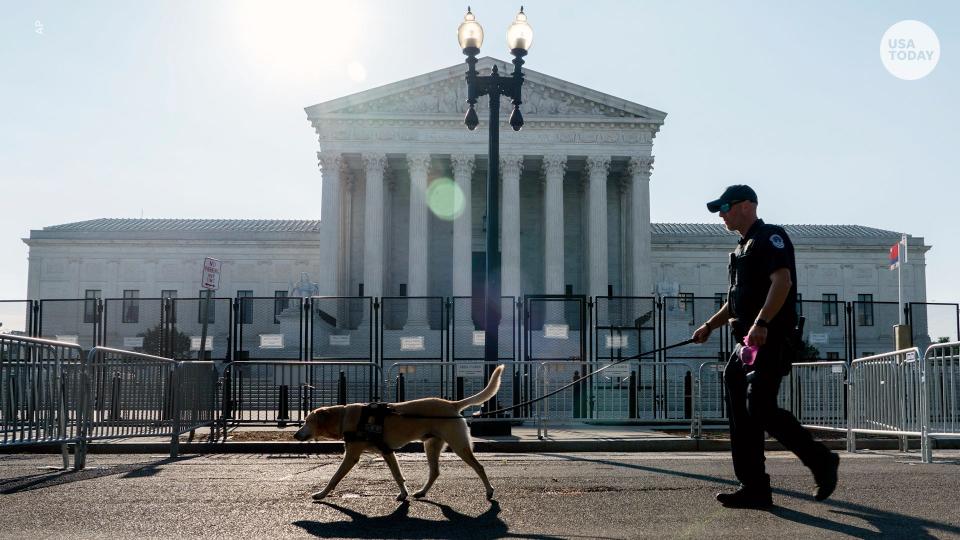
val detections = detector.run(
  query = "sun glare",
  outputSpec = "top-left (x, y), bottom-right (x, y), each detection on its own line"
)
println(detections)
top-left (229, 1), bottom-right (369, 90)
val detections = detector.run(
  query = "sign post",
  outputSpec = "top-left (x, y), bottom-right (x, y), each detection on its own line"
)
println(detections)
top-left (199, 257), bottom-right (221, 361)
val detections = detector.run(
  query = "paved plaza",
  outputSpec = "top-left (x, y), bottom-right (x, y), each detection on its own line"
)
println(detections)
top-left (2, 450), bottom-right (959, 539)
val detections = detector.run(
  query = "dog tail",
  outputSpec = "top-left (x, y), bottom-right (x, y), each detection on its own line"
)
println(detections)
top-left (454, 365), bottom-right (504, 412)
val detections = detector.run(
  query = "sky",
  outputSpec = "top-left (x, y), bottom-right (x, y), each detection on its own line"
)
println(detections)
top-left (1, 0), bottom-right (958, 330)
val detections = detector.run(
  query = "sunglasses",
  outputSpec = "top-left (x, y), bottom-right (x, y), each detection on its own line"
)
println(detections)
top-left (718, 200), bottom-right (745, 213)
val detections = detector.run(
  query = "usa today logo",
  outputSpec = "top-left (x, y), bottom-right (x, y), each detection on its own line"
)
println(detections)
top-left (881, 20), bottom-right (940, 81)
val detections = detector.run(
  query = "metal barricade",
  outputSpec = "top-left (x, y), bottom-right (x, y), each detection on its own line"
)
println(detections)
top-left (224, 361), bottom-right (382, 426)
top-left (384, 361), bottom-right (533, 421)
top-left (0, 335), bottom-right (84, 469)
top-left (75, 347), bottom-right (217, 466)
top-left (848, 348), bottom-right (924, 454)
top-left (690, 361), bottom-right (726, 438)
top-left (787, 361), bottom-right (850, 444)
top-left (922, 342), bottom-right (960, 462)
top-left (536, 360), bottom-right (696, 437)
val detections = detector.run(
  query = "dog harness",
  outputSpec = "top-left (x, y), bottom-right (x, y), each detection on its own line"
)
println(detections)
top-left (342, 402), bottom-right (397, 454)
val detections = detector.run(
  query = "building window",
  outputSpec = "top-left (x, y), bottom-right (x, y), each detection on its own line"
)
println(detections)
top-left (161, 290), bottom-right (177, 323)
top-left (237, 290), bottom-right (254, 325)
top-left (122, 290), bottom-right (139, 324)
top-left (857, 294), bottom-right (874, 326)
top-left (84, 289), bottom-right (101, 324)
top-left (822, 294), bottom-right (838, 327)
top-left (827, 352), bottom-right (840, 360)
top-left (714, 292), bottom-right (726, 313)
top-left (197, 290), bottom-right (215, 324)
top-left (274, 290), bottom-right (289, 324)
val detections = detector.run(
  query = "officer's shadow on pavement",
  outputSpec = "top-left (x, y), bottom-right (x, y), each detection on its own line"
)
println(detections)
top-left (0, 455), bottom-right (197, 495)
top-left (542, 454), bottom-right (959, 539)
top-left (294, 499), bottom-right (575, 540)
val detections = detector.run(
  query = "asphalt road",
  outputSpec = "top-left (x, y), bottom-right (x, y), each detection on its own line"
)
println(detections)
top-left (2, 450), bottom-right (959, 539)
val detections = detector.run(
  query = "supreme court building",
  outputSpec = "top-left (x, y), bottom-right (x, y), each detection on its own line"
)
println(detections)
top-left (23, 58), bottom-right (930, 357)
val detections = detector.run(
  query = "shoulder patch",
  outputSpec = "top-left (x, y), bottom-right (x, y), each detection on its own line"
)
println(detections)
top-left (770, 234), bottom-right (785, 249)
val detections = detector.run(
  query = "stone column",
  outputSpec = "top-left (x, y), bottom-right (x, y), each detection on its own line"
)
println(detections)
top-left (406, 153), bottom-right (431, 324)
top-left (451, 154), bottom-right (475, 324)
top-left (628, 156), bottom-right (654, 297)
top-left (500, 154), bottom-right (524, 300)
top-left (542, 155), bottom-right (566, 321)
top-left (362, 153), bottom-right (387, 297)
top-left (586, 155), bottom-right (611, 298)
top-left (318, 151), bottom-right (343, 296)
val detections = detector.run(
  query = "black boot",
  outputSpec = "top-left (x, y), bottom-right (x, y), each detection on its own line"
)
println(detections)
top-left (813, 452), bottom-right (840, 501)
top-left (715, 485), bottom-right (773, 509)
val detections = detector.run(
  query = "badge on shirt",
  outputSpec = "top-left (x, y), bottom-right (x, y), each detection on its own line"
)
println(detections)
top-left (770, 234), bottom-right (785, 249)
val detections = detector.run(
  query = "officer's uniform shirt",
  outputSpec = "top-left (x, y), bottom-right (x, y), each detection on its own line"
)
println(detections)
top-left (728, 219), bottom-right (798, 341)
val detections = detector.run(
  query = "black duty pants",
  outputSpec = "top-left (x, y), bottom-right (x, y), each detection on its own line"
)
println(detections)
top-left (723, 342), bottom-right (832, 490)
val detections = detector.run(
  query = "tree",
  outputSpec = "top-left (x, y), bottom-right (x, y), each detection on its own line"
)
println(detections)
top-left (137, 324), bottom-right (191, 359)
top-left (799, 340), bottom-right (821, 360)
top-left (937, 336), bottom-right (951, 344)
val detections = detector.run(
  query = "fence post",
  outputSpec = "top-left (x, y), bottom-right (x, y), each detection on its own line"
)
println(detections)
top-left (396, 373), bottom-right (405, 402)
top-left (169, 364), bottom-right (181, 459)
top-left (683, 371), bottom-right (692, 419)
top-left (277, 385), bottom-right (290, 427)
top-left (338, 371), bottom-right (347, 406)
top-left (109, 372), bottom-right (121, 420)
top-left (456, 376), bottom-right (464, 401)
top-left (629, 370), bottom-right (637, 419)
top-left (573, 370), bottom-right (582, 418)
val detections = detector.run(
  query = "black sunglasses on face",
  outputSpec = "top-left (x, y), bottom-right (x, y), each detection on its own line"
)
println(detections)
top-left (719, 200), bottom-right (745, 213)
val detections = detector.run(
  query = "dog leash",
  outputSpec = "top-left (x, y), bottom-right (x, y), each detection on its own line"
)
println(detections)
top-left (389, 338), bottom-right (696, 420)
top-left (472, 338), bottom-right (695, 418)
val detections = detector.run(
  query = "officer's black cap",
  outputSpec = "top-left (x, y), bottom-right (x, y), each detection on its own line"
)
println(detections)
top-left (706, 185), bottom-right (758, 213)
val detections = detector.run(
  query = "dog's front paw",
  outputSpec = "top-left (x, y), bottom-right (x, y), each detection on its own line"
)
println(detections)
top-left (311, 491), bottom-right (328, 501)
top-left (396, 491), bottom-right (409, 502)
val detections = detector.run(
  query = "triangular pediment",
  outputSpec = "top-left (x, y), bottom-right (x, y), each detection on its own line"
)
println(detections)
top-left (305, 57), bottom-right (666, 122)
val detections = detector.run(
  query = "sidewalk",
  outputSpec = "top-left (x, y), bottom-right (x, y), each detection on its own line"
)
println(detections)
top-left (6, 423), bottom-right (950, 455)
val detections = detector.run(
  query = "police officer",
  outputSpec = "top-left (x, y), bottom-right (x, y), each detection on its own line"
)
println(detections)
top-left (692, 185), bottom-right (839, 509)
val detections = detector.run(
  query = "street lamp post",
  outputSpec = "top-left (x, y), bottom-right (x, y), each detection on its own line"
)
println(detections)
top-left (458, 7), bottom-right (533, 374)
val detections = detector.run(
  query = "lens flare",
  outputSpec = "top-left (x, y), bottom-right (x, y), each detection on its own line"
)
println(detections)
top-left (426, 177), bottom-right (465, 221)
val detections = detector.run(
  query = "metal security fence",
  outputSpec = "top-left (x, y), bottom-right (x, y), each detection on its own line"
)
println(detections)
top-left (660, 296), bottom-right (733, 365)
top-left (236, 297), bottom-right (304, 360)
top-left (525, 295), bottom-right (587, 362)
top-left (450, 296), bottom-right (518, 362)
top-left (798, 299), bottom-right (849, 362)
top-left (0, 300), bottom-right (34, 336)
top-left (171, 297), bottom-right (233, 361)
top-left (310, 297), bottom-right (375, 361)
top-left (223, 361), bottom-right (382, 426)
top-left (849, 301), bottom-right (902, 360)
top-left (908, 302), bottom-right (960, 354)
top-left (102, 297), bottom-right (166, 356)
top-left (380, 297), bottom-right (446, 362)
top-left (37, 299), bottom-right (99, 351)
top-left (0, 335), bottom-right (84, 469)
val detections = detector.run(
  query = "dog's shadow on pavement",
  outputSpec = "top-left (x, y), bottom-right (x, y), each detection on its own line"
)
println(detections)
top-left (294, 499), bottom-right (565, 540)
top-left (0, 456), bottom-right (195, 495)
